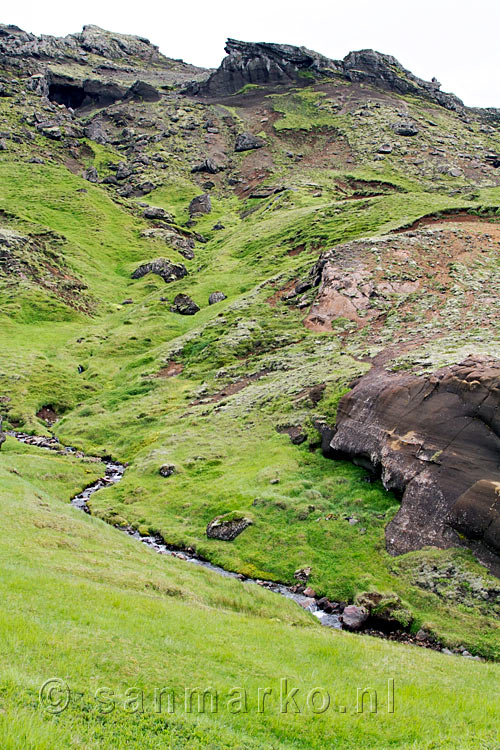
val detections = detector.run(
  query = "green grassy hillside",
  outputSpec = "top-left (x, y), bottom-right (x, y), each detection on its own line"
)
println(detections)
top-left (1, 27), bottom-right (500, 748)
top-left (1, 436), bottom-right (500, 750)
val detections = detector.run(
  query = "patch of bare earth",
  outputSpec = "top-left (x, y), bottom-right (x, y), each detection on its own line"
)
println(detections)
top-left (304, 220), bottom-right (500, 345)
top-left (155, 361), bottom-right (184, 378)
top-left (191, 369), bottom-right (270, 405)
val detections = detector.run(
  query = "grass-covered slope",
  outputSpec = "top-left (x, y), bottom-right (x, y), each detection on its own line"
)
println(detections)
top-left (2, 30), bottom-right (500, 747)
top-left (1, 436), bottom-right (500, 750)
top-left (1, 153), bottom-right (500, 660)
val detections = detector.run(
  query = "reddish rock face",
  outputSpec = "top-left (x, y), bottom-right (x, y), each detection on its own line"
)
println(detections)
top-left (321, 356), bottom-right (500, 573)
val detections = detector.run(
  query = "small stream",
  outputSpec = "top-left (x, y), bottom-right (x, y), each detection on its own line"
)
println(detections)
top-left (9, 431), bottom-right (341, 629)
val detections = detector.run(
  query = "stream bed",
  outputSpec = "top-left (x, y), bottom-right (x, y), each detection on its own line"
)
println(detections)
top-left (9, 430), bottom-right (342, 629)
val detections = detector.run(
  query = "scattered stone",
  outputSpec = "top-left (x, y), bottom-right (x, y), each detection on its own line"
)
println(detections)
top-left (131, 259), bottom-right (187, 283)
top-left (191, 158), bottom-right (220, 174)
top-left (159, 464), bottom-right (176, 478)
top-left (206, 513), bottom-right (253, 541)
top-left (303, 586), bottom-right (316, 598)
top-left (377, 143), bottom-right (393, 153)
top-left (84, 118), bottom-right (108, 144)
top-left (115, 162), bottom-right (132, 181)
top-left (341, 605), bottom-right (369, 631)
top-left (121, 298), bottom-right (133, 305)
top-left (212, 222), bottom-right (225, 230)
top-left (235, 132), bottom-right (265, 152)
top-left (125, 80), bottom-right (160, 102)
top-left (40, 125), bottom-right (62, 140)
top-left (142, 206), bottom-right (171, 220)
top-left (392, 122), bottom-right (419, 136)
top-left (294, 566), bottom-right (312, 582)
top-left (0, 418), bottom-right (5, 451)
top-left (189, 193), bottom-right (212, 215)
top-left (83, 166), bottom-right (99, 183)
top-left (277, 424), bottom-right (306, 445)
top-left (208, 291), bottom-right (226, 305)
top-left (170, 293), bottom-right (200, 315)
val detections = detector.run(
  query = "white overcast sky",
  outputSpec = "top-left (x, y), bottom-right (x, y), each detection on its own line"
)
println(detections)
top-left (6, 0), bottom-right (500, 108)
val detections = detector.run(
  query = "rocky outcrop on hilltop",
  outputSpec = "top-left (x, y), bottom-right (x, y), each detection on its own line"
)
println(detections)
top-left (187, 38), bottom-right (463, 111)
top-left (0, 23), bottom-right (164, 67)
top-left (318, 357), bottom-right (500, 570)
top-left (187, 38), bottom-right (338, 97)
top-left (342, 49), bottom-right (464, 111)
top-left (0, 23), bottom-right (208, 93)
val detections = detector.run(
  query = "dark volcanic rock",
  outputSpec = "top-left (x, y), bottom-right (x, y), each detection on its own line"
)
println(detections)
top-left (321, 356), bottom-right (500, 570)
top-left (187, 39), bottom-right (463, 112)
top-left (206, 513), bottom-right (253, 541)
top-left (188, 38), bottom-right (337, 97)
top-left (83, 166), bottom-right (99, 183)
top-left (84, 117), bottom-right (108, 144)
top-left (46, 72), bottom-right (126, 110)
top-left (131, 258), bottom-right (187, 283)
top-left (159, 463), bottom-right (176, 478)
top-left (208, 291), bottom-right (226, 305)
top-left (124, 80), bottom-right (160, 102)
top-left (188, 193), bottom-right (212, 215)
top-left (142, 206), bottom-right (170, 220)
top-left (235, 132), bottom-right (265, 152)
top-left (392, 121), bottom-right (419, 137)
top-left (170, 293), bottom-right (199, 315)
top-left (343, 49), bottom-right (463, 111)
top-left (191, 158), bottom-right (220, 174)
top-left (341, 605), bottom-right (369, 631)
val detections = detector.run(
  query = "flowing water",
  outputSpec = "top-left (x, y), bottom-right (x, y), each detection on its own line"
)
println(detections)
top-left (9, 430), bottom-right (342, 629)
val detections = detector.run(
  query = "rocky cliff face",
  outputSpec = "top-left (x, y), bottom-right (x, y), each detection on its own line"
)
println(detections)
top-left (319, 357), bottom-right (500, 571)
top-left (0, 23), bottom-right (208, 91)
top-left (188, 38), bottom-right (339, 96)
top-left (187, 38), bottom-right (464, 110)
top-left (342, 49), bottom-right (464, 111)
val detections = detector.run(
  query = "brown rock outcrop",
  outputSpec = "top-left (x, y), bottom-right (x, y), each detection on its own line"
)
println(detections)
top-left (318, 356), bottom-right (500, 572)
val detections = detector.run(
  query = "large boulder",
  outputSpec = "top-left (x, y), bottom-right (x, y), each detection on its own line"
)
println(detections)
top-left (341, 605), bottom-right (369, 631)
top-left (235, 132), bottom-right (265, 152)
top-left (191, 159), bottom-right (220, 174)
top-left (206, 512), bottom-right (253, 541)
top-left (170, 293), bottom-right (199, 315)
top-left (125, 80), bottom-right (160, 102)
top-left (208, 291), bottom-right (226, 305)
top-left (131, 259), bottom-right (187, 283)
top-left (188, 193), bottom-right (212, 216)
top-left (142, 206), bottom-right (172, 220)
top-left (319, 356), bottom-right (500, 573)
